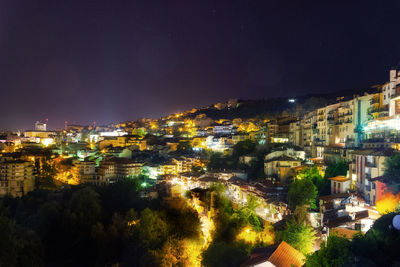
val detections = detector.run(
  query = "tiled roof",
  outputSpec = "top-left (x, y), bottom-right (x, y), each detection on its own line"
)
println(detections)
top-left (268, 241), bottom-right (305, 267)
top-left (319, 193), bottom-right (350, 202)
top-left (328, 176), bottom-right (350, 182)
top-left (265, 155), bottom-right (300, 163)
top-left (330, 227), bottom-right (360, 239)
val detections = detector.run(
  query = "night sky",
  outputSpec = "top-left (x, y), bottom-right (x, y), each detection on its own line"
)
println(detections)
top-left (1, 0), bottom-right (400, 130)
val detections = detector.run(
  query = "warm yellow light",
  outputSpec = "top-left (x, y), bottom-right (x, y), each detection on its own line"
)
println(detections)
top-left (376, 193), bottom-right (400, 214)
top-left (41, 138), bottom-right (54, 147)
top-left (236, 225), bottom-right (275, 246)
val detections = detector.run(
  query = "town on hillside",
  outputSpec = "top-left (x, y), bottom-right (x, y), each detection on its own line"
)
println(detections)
top-left (1, 70), bottom-right (400, 266)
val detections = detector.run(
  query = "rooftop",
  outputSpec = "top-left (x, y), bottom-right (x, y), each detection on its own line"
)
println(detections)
top-left (265, 155), bottom-right (300, 163)
top-left (268, 241), bottom-right (305, 267)
top-left (328, 176), bottom-right (350, 182)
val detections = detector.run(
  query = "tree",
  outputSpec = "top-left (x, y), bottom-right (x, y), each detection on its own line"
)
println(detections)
top-left (207, 152), bottom-right (227, 170)
top-left (0, 215), bottom-right (43, 266)
top-left (297, 167), bottom-right (324, 194)
top-left (324, 161), bottom-right (348, 179)
top-left (288, 179), bottom-right (317, 210)
top-left (202, 241), bottom-right (248, 267)
top-left (278, 220), bottom-right (316, 255)
top-left (306, 236), bottom-right (351, 267)
top-left (177, 141), bottom-right (192, 153)
top-left (384, 153), bottom-right (400, 183)
top-left (191, 165), bottom-right (205, 175)
top-left (163, 197), bottom-right (201, 239)
top-left (351, 212), bottom-right (400, 266)
top-left (69, 187), bottom-right (102, 226)
top-left (137, 208), bottom-right (168, 249)
top-left (232, 140), bottom-right (256, 158)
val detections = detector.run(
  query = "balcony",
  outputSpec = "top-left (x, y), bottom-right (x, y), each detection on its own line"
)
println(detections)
top-left (364, 137), bottom-right (400, 143)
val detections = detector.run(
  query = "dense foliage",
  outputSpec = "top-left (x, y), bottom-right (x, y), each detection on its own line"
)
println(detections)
top-left (324, 161), bottom-right (348, 179)
top-left (201, 184), bottom-right (274, 267)
top-left (276, 205), bottom-right (316, 255)
top-left (288, 178), bottom-right (317, 210)
top-left (306, 236), bottom-right (351, 267)
top-left (207, 140), bottom-right (267, 180)
top-left (384, 153), bottom-right (400, 183)
top-left (306, 212), bottom-right (400, 266)
top-left (0, 179), bottom-right (203, 266)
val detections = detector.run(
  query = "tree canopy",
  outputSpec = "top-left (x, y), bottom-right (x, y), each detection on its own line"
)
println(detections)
top-left (384, 153), bottom-right (400, 183)
top-left (288, 178), bottom-right (318, 210)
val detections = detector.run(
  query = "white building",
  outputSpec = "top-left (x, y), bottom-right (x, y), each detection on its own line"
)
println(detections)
top-left (35, 121), bottom-right (47, 131)
top-left (382, 69), bottom-right (400, 106)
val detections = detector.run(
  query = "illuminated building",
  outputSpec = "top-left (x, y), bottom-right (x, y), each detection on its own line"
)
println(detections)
top-left (348, 149), bottom-right (395, 204)
top-left (382, 69), bottom-right (400, 106)
top-left (172, 156), bottom-right (202, 173)
top-left (191, 137), bottom-right (207, 151)
top-left (205, 135), bottom-right (233, 152)
top-left (289, 120), bottom-right (302, 147)
top-left (316, 103), bottom-right (341, 147)
top-left (369, 88), bottom-right (387, 119)
top-left (231, 134), bottom-right (248, 144)
top-left (72, 160), bottom-right (102, 185)
top-left (329, 176), bottom-right (351, 194)
top-left (98, 135), bottom-right (146, 150)
top-left (213, 124), bottom-right (236, 135)
top-left (0, 159), bottom-right (35, 198)
top-left (99, 130), bottom-right (128, 137)
top-left (158, 161), bottom-right (178, 175)
top-left (264, 156), bottom-right (301, 183)
top-left (265, 147), bottom-right (305, 161)
top-left (35, 121), bottom-right (47, 131)
top-left (98, 157), bottom-right (142, 182)
top-left (301, 110), bottom-right (317, 156)
top-left (24, 130), bottom-right (55, 139)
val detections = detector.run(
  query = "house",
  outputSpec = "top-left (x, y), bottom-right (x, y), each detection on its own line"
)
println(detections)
top-left (329, 176), bottom-right (351, 194)
top-left (241, 241), bottom-right (305, 267)
top-left (264, 156), bottom-right (301, 183)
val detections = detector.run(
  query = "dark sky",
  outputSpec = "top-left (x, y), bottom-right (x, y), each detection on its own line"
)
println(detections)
top-left (1, 0), bottom-right (400, 130)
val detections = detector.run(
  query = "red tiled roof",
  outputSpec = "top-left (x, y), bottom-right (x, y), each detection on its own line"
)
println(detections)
top-left (268, 241), bottom-right (305, 267)
top-left (328, 176), bottom-right (350, 182)
top-left (330, 227), bottom-right (360, 239)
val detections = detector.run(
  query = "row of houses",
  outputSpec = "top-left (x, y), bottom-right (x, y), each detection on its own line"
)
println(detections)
top-left (72, 155), bottom-right (203, 185)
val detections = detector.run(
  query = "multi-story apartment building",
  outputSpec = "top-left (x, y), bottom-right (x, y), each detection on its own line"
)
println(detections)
top-left (289, 120), bottom-right (302, 147)
top-left (382, 69), bottom-right (400, 106)
top-left (0, 159), bottom-right (35, 197)
top-left (369, 88), bottom-right (387, 120)
top-left (363, 90), bottom-right (400, 149)
top-left (348, 149), bottom-right (394, 205)
top-left (98, 157), bottom-right (142, 182)
top-left (316, 103), bottom-right (341, 147)
top-left (266, 121), bottom-right (279, 142)
top-left (213, 124), bottom-right (236, 135)
top-left (301, 110), bottom-right (317, 156)
top-left (72, 160), bottom-right (105, 185)
top-left (335, 94), bottom-right (373, 148)
top-left (172, 156), bottom-right (202, 173)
